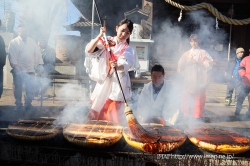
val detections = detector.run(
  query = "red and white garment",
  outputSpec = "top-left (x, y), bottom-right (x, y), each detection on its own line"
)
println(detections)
top-left (177, 47), bottom-right (213, 118)
top-left (85, 36), bottom-right (135, 123)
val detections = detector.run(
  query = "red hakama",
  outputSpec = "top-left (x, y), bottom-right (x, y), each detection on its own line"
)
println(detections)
top-left (180, 89), bottom-right (206, 118)
top-left (88, 99), bottom-right (123, 123)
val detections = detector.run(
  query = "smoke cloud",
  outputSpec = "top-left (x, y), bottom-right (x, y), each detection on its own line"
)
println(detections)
top-left (135, 9), bottom-right (230, 128)
top-left (0, 1), bottom-right (247, 134)
top-left (0, 0), bottom-right (83, 48)
top-left (54, 83), bottom-right (91, 124)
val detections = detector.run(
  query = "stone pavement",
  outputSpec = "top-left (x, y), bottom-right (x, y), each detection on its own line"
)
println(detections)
top-left (0, 84), bottom-right (250, 139)
top-left (0, 86), bottom-right (89, 122)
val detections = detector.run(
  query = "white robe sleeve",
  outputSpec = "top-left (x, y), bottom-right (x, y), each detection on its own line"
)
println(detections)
top-left (84, 40), bottom-right (109, 83)
top-left (8, 40), bottom-right (19, 69)
top-left (118, 46), bottom-right (134, 71)
top-left (202, 50), bottom-right (213, 71)
top-left (134, 50), bottom-right (141, 78)
top-left (34, 41), bottom-right (44, 66)
top-left (136, 83), bottom-right (151, 122)
top-left (162, 82), bottom-right (182, 125)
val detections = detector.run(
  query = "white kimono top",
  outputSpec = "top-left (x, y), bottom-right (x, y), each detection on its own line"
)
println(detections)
top-left (128, 49), bottom-right (141, 77)
top-left (136, 80), bottom-right (179, 123)
top-left (177, 47), bottom-right (213, 93)
top-left (8, 36), bottom-right (43, 73)
top-left (85, 36), bottom-right (134, 112)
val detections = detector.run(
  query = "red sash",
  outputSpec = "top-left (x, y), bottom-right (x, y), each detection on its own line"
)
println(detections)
top-left (99, 37), bottom-right (128, 62)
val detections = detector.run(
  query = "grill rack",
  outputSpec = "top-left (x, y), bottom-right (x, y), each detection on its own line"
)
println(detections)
top-left (1, 141), bottom-right (250, 166)
top-left (0, 131), bottom-right (250, 166)
top-left (1, 121), bottom-right (250, 166)
top-left (0, 141), bottom-right (156, 166)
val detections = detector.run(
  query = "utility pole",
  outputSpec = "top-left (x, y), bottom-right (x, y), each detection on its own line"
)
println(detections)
top-left (91, 0), bottom-right (94, 39)
top-left (227, 4), bottom-right (234, 61)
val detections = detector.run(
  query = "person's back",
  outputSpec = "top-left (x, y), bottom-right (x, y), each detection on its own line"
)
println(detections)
top-left (35, 39), bottom-right (56, 100)
top-left (235, 53), bottom-right (250, 116)
top-left (38, 39), bottom-right (55, 74)
top-left (0, 35), bottom-right (6, 68)
top-left (239, 55), bottom-right (250, 85)
top-left (0, 35), bottom-right (6, 98)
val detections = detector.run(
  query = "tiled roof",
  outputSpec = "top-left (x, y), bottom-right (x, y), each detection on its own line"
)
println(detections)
top-left (64, 17), bottom-right (100, 28)
top-left (124, 6), bottom-right (149, 18)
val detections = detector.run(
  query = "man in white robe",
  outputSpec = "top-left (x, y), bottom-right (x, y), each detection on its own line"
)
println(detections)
top-left (136, 64), bottom-right (180, 125)
top-left (8, 24), bottom-right (44, 111)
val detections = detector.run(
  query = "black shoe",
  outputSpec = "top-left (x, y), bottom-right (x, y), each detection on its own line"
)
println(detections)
top-left (25, 104), bottom-right (33, 110)
top-left (246, 111), bottom-right (250, 117)
top-left (14, 105), bottom-right (22, 111)
top-left (234, 112), bottom-right (240, 116)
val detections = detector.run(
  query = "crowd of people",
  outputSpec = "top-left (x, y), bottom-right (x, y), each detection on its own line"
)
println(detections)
top-left (0, 18), bottom-right (250, 125)
top-left (223, 47), bottom-right (250, 117)
top-left (84, 18), bottom-right (250, 125)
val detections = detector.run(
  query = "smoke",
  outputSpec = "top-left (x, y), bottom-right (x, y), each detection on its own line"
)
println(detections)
top-left (0, 0), bottom-right (246, 133)
top-left (0, 0), bottom-right (87, 121)
top-left (153, 10), bottom-right (228, 62)
top-left (49, 0), bottom-right (83, 48)
top-left (54, 83), bottom-right (91, 124)
top-left (0, 0), bottom-right (83, 48)
top-left (135, 9), bottom-right (230, 129)
top-left (87, 0), bottom-right (141, 36)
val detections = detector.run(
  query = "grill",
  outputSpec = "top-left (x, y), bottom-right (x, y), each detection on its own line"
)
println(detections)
top-left (0, 121), bottom-right (250, 166)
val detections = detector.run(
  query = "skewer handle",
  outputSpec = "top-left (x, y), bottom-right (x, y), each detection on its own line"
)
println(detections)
top-left (103, 17), bottom-right (107, 28)
top-left (93, 1), bottom-right (127, 104)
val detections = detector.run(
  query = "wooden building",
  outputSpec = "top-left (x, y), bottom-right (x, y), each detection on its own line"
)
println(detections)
top-left (70, 0), bottom-right (250, 50)
top-left (70, 0), bottom-right (250, 81)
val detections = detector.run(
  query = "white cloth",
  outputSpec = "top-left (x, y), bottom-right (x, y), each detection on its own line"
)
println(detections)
top-left (8, 36), bottom-right (43, 73)
top-left (85, 36), bottom-right (134, 112)
top-left (136, 80), bottom-right (180, 125)
top-left (177, 47), bottom-right (213, 73)
top-left (84, 47), bottom-right (109, 83)
top-left (128, 49), bottom-right (141, 78)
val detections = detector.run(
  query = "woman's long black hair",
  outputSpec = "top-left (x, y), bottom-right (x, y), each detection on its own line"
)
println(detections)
top-left (116, 19), bottom-right (133, 44)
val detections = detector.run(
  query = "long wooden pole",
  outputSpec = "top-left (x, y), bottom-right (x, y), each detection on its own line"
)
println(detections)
top-left (92, 0), bottom-right (160, 143)
top-left (93, 0), bottom-right (127, 104)
top-left (91, 0), bottom-right (95, 40)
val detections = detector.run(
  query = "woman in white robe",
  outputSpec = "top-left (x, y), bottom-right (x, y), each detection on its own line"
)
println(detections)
top-left (85, 19), bottom-right (134, 124)
top-left (177, 34), bottom-right (213, 118)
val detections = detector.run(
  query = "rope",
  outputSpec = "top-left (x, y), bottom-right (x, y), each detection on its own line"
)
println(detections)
top-left (165, 0), bottom-right (250, 25)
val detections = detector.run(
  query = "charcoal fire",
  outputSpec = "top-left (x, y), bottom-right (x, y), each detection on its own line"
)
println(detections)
top-left (6, 118), bottom-right (65, 141)
top-left (185, 127), bottom-right (250, 154)
top-left (63, 120), bottom-right (123, 148)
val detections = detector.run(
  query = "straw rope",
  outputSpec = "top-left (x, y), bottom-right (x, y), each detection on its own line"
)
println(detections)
top-left (165, 0), bottom-right (250, 25)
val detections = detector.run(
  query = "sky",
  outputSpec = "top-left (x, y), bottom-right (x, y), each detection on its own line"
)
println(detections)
top-left (0, 0), bottom-right (84, 48)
